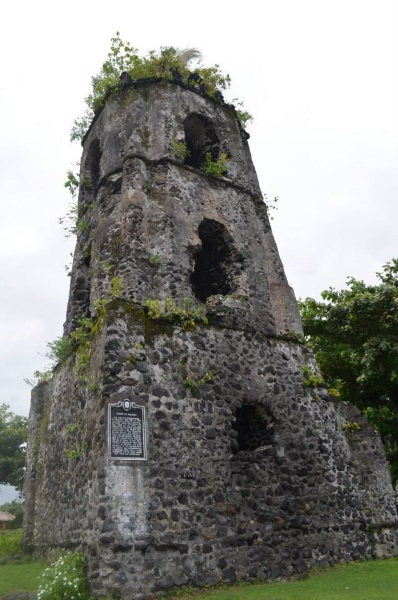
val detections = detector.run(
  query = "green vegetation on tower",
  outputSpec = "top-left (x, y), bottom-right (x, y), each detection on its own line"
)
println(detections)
top-left (70, 33), bottom-right (252, 142)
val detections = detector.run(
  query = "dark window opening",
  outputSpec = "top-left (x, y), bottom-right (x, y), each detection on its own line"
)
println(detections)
top-left (80, 139), bottom-right (102, 215)
top-left (83, 253), bottom-right (91, 268)
top-left (183, 114), bottom-right (220, 169)
top-left (64, 245), bottom-right (92, 336)
top-left (190, 219), bottom-right (241, 302)
top-left (85, 138), bottom-right (102, 191)
top-left (232, 403), bottom-right (275, 453)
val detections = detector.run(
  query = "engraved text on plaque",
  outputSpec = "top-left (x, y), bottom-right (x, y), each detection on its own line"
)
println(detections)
top-left (108, 400), bottom-right (147, 460)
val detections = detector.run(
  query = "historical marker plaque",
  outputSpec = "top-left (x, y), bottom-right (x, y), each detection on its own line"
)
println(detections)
top-left (108, 400), bottom-right (147, 460)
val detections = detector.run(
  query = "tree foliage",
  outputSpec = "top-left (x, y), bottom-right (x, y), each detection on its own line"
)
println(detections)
top-left (0, 404), bottom-right (27, 491)
top-left (0, 499), bottom-right (23, 528)
top-left (71, 33), bottom-right (251, 142)
top-left (299, 259), bottom-right (398, 479)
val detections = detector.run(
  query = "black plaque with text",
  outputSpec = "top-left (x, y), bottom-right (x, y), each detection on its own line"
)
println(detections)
top-left (108, 400), bottom-right (147, 460)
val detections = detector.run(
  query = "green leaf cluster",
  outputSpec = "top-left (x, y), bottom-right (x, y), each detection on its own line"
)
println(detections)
top-left (145, 296), bottom-right (208, 329)
top-left (23, 369), bottom-right (53, 387)
top-left (27, 278), bottom-right (124, 388)
top-left (299, 259), bottom-right (398, 479)
top-left (85, 35), bottom-right (229, 111)
top-left (145, 298), bottom-right (163, 320)
top-left (110, 276), bottom-right (123, 298)
top-left (37, 552), bottom-right (93, 600)
top-left (60, 167), bottom-right (93, 237)
top-left (184, 371), bottom-right (213, 391)
top-left (171, 139), bottom-right (191, 158)
top-left (232, 97), bottom-right (254, 129)
top-left (301, 365), bottom-right (325, 388)
top-left (0, 404), bottom-right (27, 490)
top-left (64, 423), bottom-right (87, 460)
top-left (342, 421), bottom-right (362, 442)
top-left (202, 152), bottom-right (229, 177)
top-left (0, 529), bottom-right (22, 558)
top-left (71, 33), bottom-right (251, 141)
top-left (70, 317), bottom-right (97, 379)
top-left (65, 443), bottom-right (88, 460)
top-left (149, 253), bottom-right (161, 268)
top-left (45, 336), bottom-right (74, 366)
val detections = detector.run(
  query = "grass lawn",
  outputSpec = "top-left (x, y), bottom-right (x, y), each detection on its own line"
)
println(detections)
top-left (0, 560), bottom-right (46, 598)
top-left (168, 558), bottom-right (398, 600)
top-left (0, 557), bottom-right (397, 599)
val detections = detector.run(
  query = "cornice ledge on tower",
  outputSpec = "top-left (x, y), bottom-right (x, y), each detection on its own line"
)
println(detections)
top-left (82, 77), bottom-right (249, 146)
top-left (95, 153), bottom-right (264, 208)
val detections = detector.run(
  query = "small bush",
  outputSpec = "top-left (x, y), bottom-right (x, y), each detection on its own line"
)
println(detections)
top-left (149, 253), bottom-right (161, 268)
top-left (46, 336), bottom-right (73, 365)
top-left (0, 529), bottom-right (22, 558)
top-left (110, 276), bottom-right (123, 298)
top-left (302, 364), bottom-right (325, 388)
top-left (342, 421), bottom-right (362, 434)
top-left (202, 152), bottom-right (228, 177)
top-left (172, 139), bottom-right (191, 158)
top-left (37, 552), bottom-right (93, 600)
top-left (145, 296), bottom-right (208, 329)
top-left (71, 34), bottom-right (244, 141)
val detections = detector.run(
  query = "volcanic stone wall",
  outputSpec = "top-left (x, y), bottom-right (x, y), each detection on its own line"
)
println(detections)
top-left (23, 303), bottom-right (398, 598)
top-left (63, 81), bottom-right (300, 339)
top-left (23, 80), bottom-right (398, 599)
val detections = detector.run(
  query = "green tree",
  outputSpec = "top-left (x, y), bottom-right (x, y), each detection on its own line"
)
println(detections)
top-left (0, 404), bottom-right (27, 491)
top-left (0, 499), bottom-right (23, 528)
top-left (299, 259), bottom-right (398, 480)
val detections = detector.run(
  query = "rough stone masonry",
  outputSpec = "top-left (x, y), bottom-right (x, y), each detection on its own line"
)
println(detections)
top-left (23, 78), bottom-right (398, 599)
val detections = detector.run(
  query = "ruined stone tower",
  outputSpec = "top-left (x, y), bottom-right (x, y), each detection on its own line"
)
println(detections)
top-left (23, 78), bottom-right (398, 599)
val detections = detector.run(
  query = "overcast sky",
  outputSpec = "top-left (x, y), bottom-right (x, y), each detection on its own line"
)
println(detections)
top-left (0, 0), bottom-right (396, 441)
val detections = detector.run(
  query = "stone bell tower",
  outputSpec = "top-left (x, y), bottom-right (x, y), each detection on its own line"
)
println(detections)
top-left (23, 78), bottom-right (398, 599)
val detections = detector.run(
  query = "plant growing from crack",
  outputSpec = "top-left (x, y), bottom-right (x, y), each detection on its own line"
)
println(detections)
top-left (60, 167), bottom-right (93, 237)
top-left (145, 296), bottom-right (208, 329)
top-left (342, 421), bottom-right (362, 434)
top-left (202, 152), bottom-right (229, 177)
top-left (302, 365), bottom-right (325, 388)
top-left (184, 371), bottom-right (213, 391)
top-left (149, 253), bottom-right (161, 268)
top-left (65, 443), bottom-right (89, 460)
top-left (172, 138), bottom-right (191, 158)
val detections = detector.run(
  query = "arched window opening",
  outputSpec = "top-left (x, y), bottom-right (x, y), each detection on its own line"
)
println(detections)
top-left (190, 219), bottom-right (241, 303)
top-left (64, 246), bottom-right (92, 336)
top-left (80, 139), bottom-right (102, 214)
top-left (232, 403), bottom-right (275, 453)
top-left (85, 139), bottom-right (102, 191)
top-left (183, 114), bottom-right (220, 169)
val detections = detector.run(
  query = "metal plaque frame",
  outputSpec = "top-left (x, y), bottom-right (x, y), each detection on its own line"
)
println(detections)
top-left (108, 400), bottom-right (147, 461)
